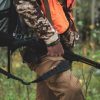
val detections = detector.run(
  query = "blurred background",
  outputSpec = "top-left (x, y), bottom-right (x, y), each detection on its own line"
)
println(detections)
top-left (0, 0), bottom-right (100, 100)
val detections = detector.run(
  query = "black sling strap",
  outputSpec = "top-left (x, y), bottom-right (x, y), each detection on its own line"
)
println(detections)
top-left (7, 0), bottom-right (18, 77)
top-left (0, 60), bottom-right (70, 85)
top-left (62, 0), bottom-right (75, 29)
top-left (63, 0), bottom-right (74, 12)
top-left (67, 0), bottom-right (74, 11)
top-left (68, 0), bottom-right (74, 10)
top-left (37, 0), bottom-right (42, 6)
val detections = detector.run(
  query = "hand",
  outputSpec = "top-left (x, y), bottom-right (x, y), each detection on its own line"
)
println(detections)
top-left (47, 42), bottom-right (64, 56)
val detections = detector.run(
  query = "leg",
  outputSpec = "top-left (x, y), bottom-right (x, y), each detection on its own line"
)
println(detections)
top-left (46, 70), bottom-right (85, 100)
top-left (29, 56), bottom-right (85, 100)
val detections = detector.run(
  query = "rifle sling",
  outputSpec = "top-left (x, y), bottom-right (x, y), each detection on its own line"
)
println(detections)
top-left (0, 60), bottom-right (70, 85)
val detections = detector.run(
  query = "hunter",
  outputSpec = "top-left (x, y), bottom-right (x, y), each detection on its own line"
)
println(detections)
top-left (14, 0), bottom-right (85, 100)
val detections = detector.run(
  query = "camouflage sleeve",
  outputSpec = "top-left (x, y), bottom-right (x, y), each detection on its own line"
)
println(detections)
top-left (14, 0), bottom-right (59, 45)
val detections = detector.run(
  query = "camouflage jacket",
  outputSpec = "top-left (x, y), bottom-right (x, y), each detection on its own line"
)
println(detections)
top-left (14, 0), bottom-right (59, 45)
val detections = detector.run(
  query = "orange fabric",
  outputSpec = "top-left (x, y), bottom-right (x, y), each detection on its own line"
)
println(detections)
top-left (41, 0), bottom-right (69, 34)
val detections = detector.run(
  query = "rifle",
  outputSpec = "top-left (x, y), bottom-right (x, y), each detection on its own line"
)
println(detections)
top-left (0, 36), bottom-right (100, 85)
top-left (20, 38), bottom-right (100, 69)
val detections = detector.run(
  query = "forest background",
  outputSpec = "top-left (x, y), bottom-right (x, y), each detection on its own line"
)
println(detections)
top-left (0, 0), bottom-right (100, 100)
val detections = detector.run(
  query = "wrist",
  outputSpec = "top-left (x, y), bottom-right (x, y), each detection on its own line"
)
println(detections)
top-left (47, 39), bottom-right (60, 47)
top-left (44, 33), bottom-right (59, 44)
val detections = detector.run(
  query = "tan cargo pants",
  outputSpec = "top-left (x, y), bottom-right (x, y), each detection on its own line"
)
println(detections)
top-left (28, 56), bottom-right (85, 100)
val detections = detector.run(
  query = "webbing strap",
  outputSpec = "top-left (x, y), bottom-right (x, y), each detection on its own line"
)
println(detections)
top-left (63, 0), bottom-right (74, 12)
top-left (68, 0), bottom-right (74, 10)
top-left (37, 0), bottom-right (42, 6)
top-left (29, 60), bottom-right (70, 83)
top-left (7, 47), bottom-right (11, 78)
top-left (0, 60), bottom-right (70, 85)
top-left (43, 0), bottom-right (53, 25)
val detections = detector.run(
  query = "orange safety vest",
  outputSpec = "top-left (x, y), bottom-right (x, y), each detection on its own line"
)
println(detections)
top-left (39, 0), bottom-right (75, 34)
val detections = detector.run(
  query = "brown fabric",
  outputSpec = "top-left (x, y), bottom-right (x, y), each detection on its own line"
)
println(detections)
top-left (29, 56), bottom-right (85, 100)
top-left (36, 70), bottom-right (84, 100)
top-left (36, 82), bottom-right (58, 100)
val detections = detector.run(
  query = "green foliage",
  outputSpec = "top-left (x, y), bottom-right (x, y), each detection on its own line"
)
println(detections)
top-left (73, 48), bottom-right (100, 100)
top-left (75, 0), bottom-right (100, 48)
top-left (0, 65), bottom-right (36, 100)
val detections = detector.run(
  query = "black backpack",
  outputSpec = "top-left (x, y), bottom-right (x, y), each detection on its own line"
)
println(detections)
top-left (0, 0), bottom-right (39, 77)
top-left (0, 0), bottom-right (18, 46)
top-left (0, 0), bottom-right (35, 50)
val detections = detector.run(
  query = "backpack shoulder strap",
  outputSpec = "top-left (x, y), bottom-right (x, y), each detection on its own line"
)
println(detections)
top-left (36, 0), bottom-right (53, 25)
top-left (37, 0), bottom-right (42, 6)
top-left (63, 0), bottom-right (74, 12)
top-left (41, 0), bottom-right (53, 25)
top-left (68, 0), bottom-right (74, 11)
top-left (62, 0), bottom-right (70, 20)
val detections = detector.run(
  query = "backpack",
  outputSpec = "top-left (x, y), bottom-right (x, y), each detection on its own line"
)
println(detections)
top-left (0, 0), bottom-right (34, 50)
top-left (0, 0), bottom-right (18, 46)
top-left (0, 0), bottom-right (38, 78)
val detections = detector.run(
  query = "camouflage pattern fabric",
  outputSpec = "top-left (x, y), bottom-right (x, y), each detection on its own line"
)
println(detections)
top-left (14, 0), bottom-right (59, 45)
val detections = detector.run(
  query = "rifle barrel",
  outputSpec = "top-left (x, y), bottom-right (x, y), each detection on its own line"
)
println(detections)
top-left (74, 54), bottom-right (100, 69)
top-left (64, 51), bottom-right (100, 69)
